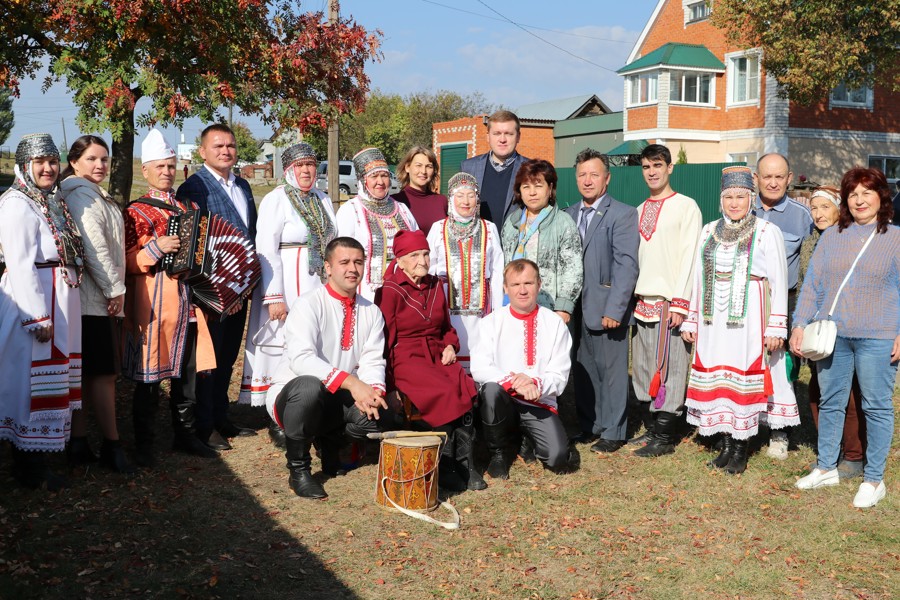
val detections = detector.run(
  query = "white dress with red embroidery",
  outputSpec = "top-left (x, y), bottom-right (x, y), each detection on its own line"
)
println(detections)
top-left (265, 283), bottom-right (386, 420)
top-left (0, 188), bottom-right (82, 451)
top-left (680, 219), bottom-right (799, 438)
top-left (470, 305), bottom-right (572, 413)
top-left (426, 218), bottom-right (504, 372)
top-left (634, 192), bottom-right (703, 321)
top-left (334, 197), bottom-right (418, 301)
top-left (239, 185), bottom-right (336, 405)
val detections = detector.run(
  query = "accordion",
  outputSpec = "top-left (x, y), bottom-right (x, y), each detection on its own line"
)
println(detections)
top-left (161, 209), bottom-right (261, 319)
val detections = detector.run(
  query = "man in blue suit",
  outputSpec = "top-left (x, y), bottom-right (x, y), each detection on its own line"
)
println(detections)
top-left (177, 123), bottom-right (258, 450)
top-left (565, 149), bottom-right (639, 454)
top-left (459, 110), bottom-right (529, 232)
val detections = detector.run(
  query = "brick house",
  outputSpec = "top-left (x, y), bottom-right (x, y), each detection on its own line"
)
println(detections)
top-left (431, 94), bottom-right (613, 192)
top-left (618, 0), bottom-right (900, 186)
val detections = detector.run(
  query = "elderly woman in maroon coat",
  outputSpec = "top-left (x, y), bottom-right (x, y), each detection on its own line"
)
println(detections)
top-left (375, 229), bottom-right (485, 492)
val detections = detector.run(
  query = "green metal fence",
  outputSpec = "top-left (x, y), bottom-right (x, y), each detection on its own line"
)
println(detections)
top-left (557, 162), bottom-right (743, 224)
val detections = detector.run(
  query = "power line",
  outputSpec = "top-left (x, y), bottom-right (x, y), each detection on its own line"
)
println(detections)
top-left (418, 0), bottom-right (635, 44)
top-left (472, 0), bottom-right (619, 73)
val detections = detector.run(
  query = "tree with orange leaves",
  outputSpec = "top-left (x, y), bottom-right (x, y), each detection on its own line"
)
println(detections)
top-left (0, 0), bottom-right (381, 202)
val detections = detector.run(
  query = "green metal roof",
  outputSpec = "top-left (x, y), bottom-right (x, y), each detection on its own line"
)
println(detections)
top-left (617, 43), bottom-right (725, 75)
top-left (607, 139), bottom-right (649, 156)
top-left (554, 112), bottom-right (623, 137)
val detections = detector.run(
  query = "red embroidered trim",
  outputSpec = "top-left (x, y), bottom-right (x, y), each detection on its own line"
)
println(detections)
top-left (638, 192), bottom-right (676, 241)
top-left (325, 283), bottom-right (356, 351)
top-left (671, 297), bottom-right (690, 312)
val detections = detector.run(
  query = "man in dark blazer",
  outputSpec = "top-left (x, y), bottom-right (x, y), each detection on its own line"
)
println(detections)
top-left (459, 110), bottom-right (529, 232)
top-left (176, 123), bottom-right (258, 450)
top-left (565, 149), bottom-right (640, 454)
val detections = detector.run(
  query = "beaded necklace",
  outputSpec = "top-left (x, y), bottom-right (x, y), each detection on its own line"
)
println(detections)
top-left (701, 215), bottom-right (757, 325)
top-left (12, 165), bottom-right (83, 288)
top-left (286, 186), bottom-right (336, 282)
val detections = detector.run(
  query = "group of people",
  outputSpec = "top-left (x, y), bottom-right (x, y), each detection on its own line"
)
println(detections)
top-left (1, 110), bottom-right (897, 510)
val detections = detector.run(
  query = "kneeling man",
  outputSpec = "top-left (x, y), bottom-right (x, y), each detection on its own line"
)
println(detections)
top-left (472, 259), bottom-right (573, 479)
top-left (267, 237), bottom-right (392, 499)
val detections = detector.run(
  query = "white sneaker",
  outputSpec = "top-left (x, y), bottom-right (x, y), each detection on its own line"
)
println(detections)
top-left (852, 481), bottom-right (886, 508)
top-left (767, 430), bottom-right (789, 460)
top-left (795, 468), bottom-right (840, 490)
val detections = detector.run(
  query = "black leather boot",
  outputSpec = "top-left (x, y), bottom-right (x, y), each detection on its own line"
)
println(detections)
top-left (99, 439), bottom-right (137, 474)
top-left (708, 434), bottom-right (735, 469)
top-left (315, 433), bottom-right (347, 477)
top-left (455, 417), bottom-right (487, 491)
top-left (628, 402), bottom-right (655, 445)
top-left (482, 421), bottom-right (510, 480)
top-left (518, 433), bottom-right (537, 464)
top-left (132, 386), bottom-right (158, 468)
top-left (268, 419), bottom-right (287, 449)
top-left (286, 437), bottom-right (327, 499)
top-left (725, 438), bottom-right (750, 474)
top-left (171, 397), bottom-right (219, 459)
top-left (12, 448), bottom-right (69, 491)
top-left (67, 436), bottom-right (98, 466)
top-left (634, 411), bottom-right (677, 457)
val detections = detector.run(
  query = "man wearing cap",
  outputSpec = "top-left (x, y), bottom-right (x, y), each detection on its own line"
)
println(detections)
top-left (267, 236), bottom-right (394, 499)
top-left (471, 258), bottom-right (574, 480)
top-left (122, 128), bottom-right (219, 467)
top-left (459, 110), bottom-right (529, 232)
top-left (176, 123), bottom-right (258, 451)
top-left (335, 147), bottom-right (418, 301)
top-left (564, 149), bottom-right (639, 454)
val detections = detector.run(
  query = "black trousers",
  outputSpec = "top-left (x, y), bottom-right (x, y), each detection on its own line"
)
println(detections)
top-left (195, 301), bottom-right (248, 432)
top-left (480, 382), bottom-right (568, 470)
top-left (133, 323), bottom-right (197, 440)
top-left (273, 375), bottom-right (388, 443)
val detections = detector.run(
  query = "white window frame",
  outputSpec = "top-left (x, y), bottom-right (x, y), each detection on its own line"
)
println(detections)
top-left (626, 71), bottom-right (659, 107)
top-left (830, 81), bottom-right (874, 110)
top-left (725, 49), bottom-right (762, 108)
top-left (668, 70), bottom-right (716, 106)
top-left (868, 155), bottom-right (900, 183)
top-left (728, 152), bottom-right (758, 168)
top-left (684, 1), bottom-right (711, 25)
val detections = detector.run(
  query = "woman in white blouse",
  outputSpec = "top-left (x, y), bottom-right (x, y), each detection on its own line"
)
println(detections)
top-left (240, 142), bottom-right (337, 446)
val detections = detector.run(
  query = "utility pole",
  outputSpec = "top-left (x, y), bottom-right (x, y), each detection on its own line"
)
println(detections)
top-left (327, 0), bottom-right (340, 205)
top-left (60, 117), bottom-right (68, 158)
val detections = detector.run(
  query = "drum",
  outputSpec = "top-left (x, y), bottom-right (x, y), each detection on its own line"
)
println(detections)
top-left (375, 435), bottom-right (441, 513)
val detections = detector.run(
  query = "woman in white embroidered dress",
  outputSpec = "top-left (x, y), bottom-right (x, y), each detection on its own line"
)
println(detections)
top-left (427, 172), bottom-right (504, 372)
top-left (680, 166), bottom-right (798, 475)
top-left (335, 147), bottom-right (417, 301)
top-left (0, 133), bottom-right (83, 490)
top-left (241, 142), bottom-right (336, 446)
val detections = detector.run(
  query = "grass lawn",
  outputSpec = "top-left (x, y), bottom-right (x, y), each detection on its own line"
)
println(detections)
top-left (1, 357), bottom-right (898, 600)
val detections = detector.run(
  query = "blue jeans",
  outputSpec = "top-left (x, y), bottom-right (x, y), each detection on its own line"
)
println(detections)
top-left (816, 336), bottom-right (897, 482)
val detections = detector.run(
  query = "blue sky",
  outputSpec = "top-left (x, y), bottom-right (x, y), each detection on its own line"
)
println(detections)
top-left (5, 0), bottom-right (658, 154)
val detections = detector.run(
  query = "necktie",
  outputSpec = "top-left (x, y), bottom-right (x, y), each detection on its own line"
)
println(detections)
top-left (579, 205), bottom-right (594, 240)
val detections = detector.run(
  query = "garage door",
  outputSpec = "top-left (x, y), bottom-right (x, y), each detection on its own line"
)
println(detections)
top-left (439, 144), bottom-right (469, 195)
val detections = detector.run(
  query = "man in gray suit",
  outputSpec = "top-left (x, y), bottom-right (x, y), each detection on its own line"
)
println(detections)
top-left (459, 110), bottom-right (529, 232)
top-left (565, 149), bottom-right (639, 454)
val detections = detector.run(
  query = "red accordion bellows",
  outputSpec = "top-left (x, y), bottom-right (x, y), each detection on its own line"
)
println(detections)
top-left (162, 210), bottom-right (260, 319)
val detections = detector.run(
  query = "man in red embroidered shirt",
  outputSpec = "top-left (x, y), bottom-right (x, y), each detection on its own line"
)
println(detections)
top-left (630, 144), bottom-right (702, 457)
top-left (266, 237), bottom-right (394, 499)
top-left (471, 259), bottom-right (573, 480)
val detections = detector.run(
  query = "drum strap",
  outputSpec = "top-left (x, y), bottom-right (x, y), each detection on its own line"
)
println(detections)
top-left (380, 477), bottom-right (460, 530)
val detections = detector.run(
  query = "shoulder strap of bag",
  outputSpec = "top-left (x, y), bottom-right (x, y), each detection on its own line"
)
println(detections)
top-left (827, 229), bottom-right (877, 317)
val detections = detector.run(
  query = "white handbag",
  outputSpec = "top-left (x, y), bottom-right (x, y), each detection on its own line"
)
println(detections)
top-left (798, 229), bottom-right (876, 361)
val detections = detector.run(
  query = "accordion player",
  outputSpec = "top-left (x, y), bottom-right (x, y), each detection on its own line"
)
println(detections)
top-left (161, 209), bottom-right (261, 319)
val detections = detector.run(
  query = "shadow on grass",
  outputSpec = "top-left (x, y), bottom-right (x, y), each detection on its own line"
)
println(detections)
top-left (0, 380), bottom-right (358, 600)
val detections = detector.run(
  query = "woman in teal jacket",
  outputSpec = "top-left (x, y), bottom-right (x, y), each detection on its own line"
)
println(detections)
top-left (500, 159), bottom-right (583, 323)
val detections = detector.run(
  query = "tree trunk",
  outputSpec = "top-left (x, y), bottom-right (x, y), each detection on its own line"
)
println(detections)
top-left (108, 107), bottom-right (135, 206)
